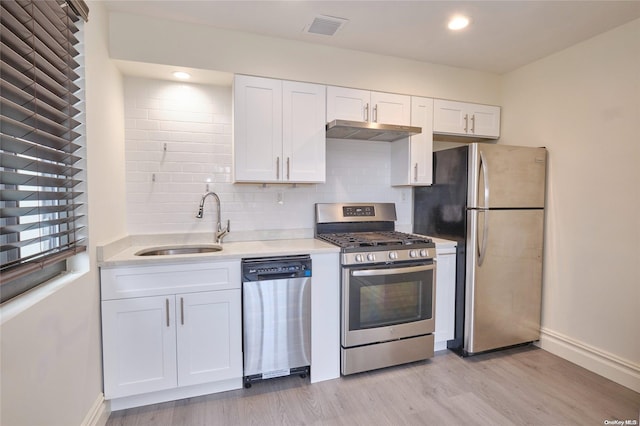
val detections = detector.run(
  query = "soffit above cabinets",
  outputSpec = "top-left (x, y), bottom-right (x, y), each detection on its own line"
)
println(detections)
top-left (103, 1), bottom-right (640, 74)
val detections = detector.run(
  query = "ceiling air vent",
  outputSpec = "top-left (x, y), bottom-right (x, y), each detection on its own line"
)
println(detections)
top-left (304, 15), bottom-right (348, 36)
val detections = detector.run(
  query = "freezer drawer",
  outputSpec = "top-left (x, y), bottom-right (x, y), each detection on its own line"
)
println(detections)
top-left (465, 209), bottom-right (544, 354)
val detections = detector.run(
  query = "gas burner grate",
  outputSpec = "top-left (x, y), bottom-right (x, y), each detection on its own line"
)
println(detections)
top-left (317, 231), bottom-right (432, 249)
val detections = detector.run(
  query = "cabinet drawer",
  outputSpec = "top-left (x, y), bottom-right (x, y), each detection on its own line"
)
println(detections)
top-left (101, 261), bottom-right (241, 300)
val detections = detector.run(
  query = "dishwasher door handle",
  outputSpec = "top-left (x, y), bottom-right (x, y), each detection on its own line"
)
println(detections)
top-left (255, 272), bottom-right (301, 281)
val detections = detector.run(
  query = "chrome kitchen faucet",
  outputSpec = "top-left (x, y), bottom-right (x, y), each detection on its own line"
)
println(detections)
top-left (196, 191), bottom-right (230, 243)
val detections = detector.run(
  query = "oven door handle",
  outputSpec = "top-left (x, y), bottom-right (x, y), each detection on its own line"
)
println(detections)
top-left (352, 264), bottom-right (434, 277)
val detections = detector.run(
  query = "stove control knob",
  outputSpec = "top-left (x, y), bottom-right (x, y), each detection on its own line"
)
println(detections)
top-left (367, 253), bottom-right (376, 262)
top-left (388, 251), bottom-right (398, 260)
top-left (409, 250), bottom-right (418, 258)
top-left (420, 249), bottom-right (428, 257)
top-left (355, 254), bottom-right (364, 263)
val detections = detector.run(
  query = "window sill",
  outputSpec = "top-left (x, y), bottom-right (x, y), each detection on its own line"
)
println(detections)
top-left (0, 254), bottom-right (90, 325)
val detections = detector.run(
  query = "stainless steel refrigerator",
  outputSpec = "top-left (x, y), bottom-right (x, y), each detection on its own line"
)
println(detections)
top-left (413, 143), bottom-right (547, 355)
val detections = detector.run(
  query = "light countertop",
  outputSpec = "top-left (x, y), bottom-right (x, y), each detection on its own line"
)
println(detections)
top-left (97, 232), bottom-right (455, 268)
top-left (429, 237), bottom-right (458, 248)
top-left (98, 235), bottom-right (339, 268)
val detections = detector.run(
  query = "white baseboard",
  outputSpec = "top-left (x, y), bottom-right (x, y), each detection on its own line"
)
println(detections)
top-left (81, 393), bottom-right (110, 426)
top-left (539, 327), bottom-right (640, 393)
top-left (109, 378), bottom-right (242, 411)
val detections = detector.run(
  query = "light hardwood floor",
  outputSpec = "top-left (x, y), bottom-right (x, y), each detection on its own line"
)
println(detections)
top-left (107, 346), bottom-right (640, 425)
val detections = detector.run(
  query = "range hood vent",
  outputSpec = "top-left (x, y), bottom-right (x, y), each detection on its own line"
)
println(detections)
top-left (326, 119), bottom-right (421, 142)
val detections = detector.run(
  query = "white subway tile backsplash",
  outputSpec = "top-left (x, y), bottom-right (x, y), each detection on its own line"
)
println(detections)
top-left (124, 76), bottom-right (412, 238)
top-left (124, 129), bottom-right (149, 140)
top-left (135, 119), bottom-right (159, 130)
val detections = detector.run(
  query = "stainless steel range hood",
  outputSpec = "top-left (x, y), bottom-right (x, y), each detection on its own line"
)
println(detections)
top-left (326, 119), bottom-right (421, 142)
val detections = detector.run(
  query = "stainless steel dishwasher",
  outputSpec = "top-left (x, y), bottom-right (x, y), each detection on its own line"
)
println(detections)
top-left (241, 255), bottom-right (311, 388)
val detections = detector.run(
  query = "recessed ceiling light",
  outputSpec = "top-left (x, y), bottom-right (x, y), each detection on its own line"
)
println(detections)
top-left (172, 71), bottom-right (191, 80)
top-left (448, 16), bottom-right (470, 31)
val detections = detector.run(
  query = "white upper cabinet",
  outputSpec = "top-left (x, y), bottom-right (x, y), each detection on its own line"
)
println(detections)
top-left (326, 87), bottom-right (369, 122)
top-left (433, 99), bottom-right (501, 139)
top-left (391, 96), bottom-right (434, 186)
top-left (233, 75), bottom-right (282, 182)
top-left (327, 86), bottom-right (411, 126)
top-left (234, 75), bottom-right (326, 183)
top-left (282, 81), bottom-right (326, 183)
top-left (370, 91), bottom-right (411, 126)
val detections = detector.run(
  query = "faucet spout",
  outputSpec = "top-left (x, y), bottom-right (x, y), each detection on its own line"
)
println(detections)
top-left (196, 191), bottom-right (230, 243)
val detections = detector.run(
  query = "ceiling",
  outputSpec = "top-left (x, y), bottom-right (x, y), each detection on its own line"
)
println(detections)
top-left (103, 1), bottom-right (640, 75)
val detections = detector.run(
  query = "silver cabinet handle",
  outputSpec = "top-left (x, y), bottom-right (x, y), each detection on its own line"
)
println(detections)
top-left (276, 156), bottom-right (280, 180)
top-left (414, 163), bottom-right (418, 182)
top-left (165, 298), bottom-right (170, 327)
top-left (373, 104), bottom-right (378, 122)
top-left (464, 114), bottom-right (469, 133)
top-left (471, 114), bottom-right (476, 133)
top-left (286, 157), bottom-right (290, 180)
top-left (180, 297), bottom-right (184, 325)
top-left (364, 103), bottom-right (369, 121)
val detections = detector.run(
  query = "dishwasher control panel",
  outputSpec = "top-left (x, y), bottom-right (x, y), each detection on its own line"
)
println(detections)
top-left (241, 255), bottom-right (312, 282)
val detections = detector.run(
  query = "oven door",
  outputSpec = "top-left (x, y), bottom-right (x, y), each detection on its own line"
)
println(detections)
top-left (342, 261), bottom-right (435, 348)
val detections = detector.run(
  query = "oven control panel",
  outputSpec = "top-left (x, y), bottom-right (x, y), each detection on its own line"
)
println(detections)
top-left (343, 205), bottom-right (375, 217)
top-left (342, 247), bottom-right (435, 265)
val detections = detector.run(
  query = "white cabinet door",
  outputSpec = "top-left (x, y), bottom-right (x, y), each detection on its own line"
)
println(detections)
top-left (467, 103), bottom-right (501, 138)
top-left (283, 81), bottom-right (326, 183)
top-left (433, 99), bottom-right (468, 135)
top-left (410, 97), bottom-right (434, 185)
top-left (433, 99), bottom-right (500, 139)
top-left (233, 75), bottom-right (283, 182)
top-left (326, 86), bottom-right (370, 122)
top-left (391, 96), bottom-right (433, 186)
top-left (435, 248), bottom-right (457, 349)
top-left (102, 296), bottom-right (178, 398)
top-left (327, 86), bottom-right (410, 126)
top-left (370, 91), bottom-right (411, 126)
top-left (177, 290), bottom-right (243, 387)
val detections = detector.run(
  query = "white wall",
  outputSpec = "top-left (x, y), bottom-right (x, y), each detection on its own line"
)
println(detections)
top-left (0, 2), bottom-right (126, 425)
top-left (108, 12), bottom-right (501, 106)
top-left (500, 18), bottom-right (640, 391)
top-left (123, 77), bottom-right (413, 236)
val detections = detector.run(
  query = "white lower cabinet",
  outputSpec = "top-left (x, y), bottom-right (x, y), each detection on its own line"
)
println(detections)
top-left (434, 241), bottom-right (457, 351)
top-left (177, 290), bottom-right (242, 386)
top-left (100, 261), bottom-right (242, 409)
top-left (102, 296), bottom-right (178, 398)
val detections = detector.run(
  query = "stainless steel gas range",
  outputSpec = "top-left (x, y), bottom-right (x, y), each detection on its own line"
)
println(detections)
top-left (315, 202), bottom-right (436, 375)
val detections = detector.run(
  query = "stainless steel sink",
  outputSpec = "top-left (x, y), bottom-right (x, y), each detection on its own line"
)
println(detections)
top-left (134, 245), bottom-right (223, 256)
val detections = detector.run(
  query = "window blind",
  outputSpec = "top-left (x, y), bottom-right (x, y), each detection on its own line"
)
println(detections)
top-left (1, 0), bottom-right (89, 302)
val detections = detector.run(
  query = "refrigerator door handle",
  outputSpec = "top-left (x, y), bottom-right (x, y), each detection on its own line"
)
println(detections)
top-left (477, 150), bottom-right (490, 266)
top-left (479, 150), bottom-right (490, 209)
top-left (478, 210), bottom-right (489, 266)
